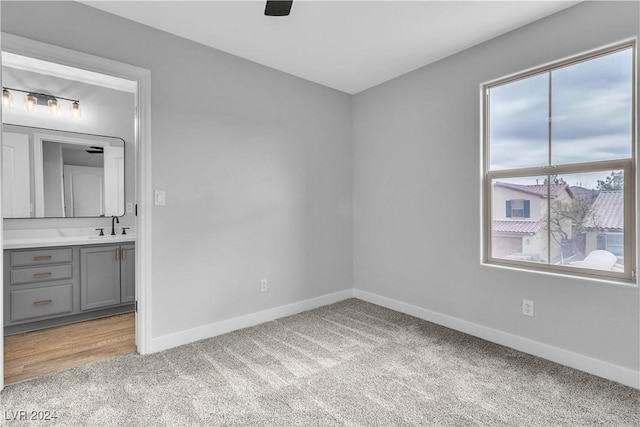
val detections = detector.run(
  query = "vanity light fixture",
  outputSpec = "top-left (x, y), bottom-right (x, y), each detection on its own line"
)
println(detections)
top-left (2, 88), bottom-right (13, 108)
top-left (47, 98), bottom-right (60, 115)
top-left (25, 94), bottom-right (38, 112)
top-left (70, 100), bottom-right (81, 119)
top-left (1, 87), bottom-right (81, 119)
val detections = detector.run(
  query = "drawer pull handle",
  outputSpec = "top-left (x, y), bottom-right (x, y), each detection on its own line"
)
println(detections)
top-left (122, 248), bottom-right (126, 260)
top-left (33, 255), bottom-right (52, 261)
top-left (32, 272), bottom-right (53, 279)
top-left (115, 248), bottom-right (120, 261)
top-left (33, 299), bottom-right (53, 306)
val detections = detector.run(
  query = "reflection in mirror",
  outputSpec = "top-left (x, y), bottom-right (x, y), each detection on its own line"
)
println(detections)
top-left (2, 124), bottom-right (125, 218)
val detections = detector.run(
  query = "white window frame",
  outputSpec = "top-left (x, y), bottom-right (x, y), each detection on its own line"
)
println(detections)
top-left (482, 41), bottom-right (636, 283)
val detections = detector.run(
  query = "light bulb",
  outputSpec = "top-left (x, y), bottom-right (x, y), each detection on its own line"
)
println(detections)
top-left (2, 88), bottom-right (12, 108)
top-left (70, 101), bottom-right (81, 119)
top-left (48, 98), bottom-right (59, 115)
top-left (25, 94), bottom-right (37, 112)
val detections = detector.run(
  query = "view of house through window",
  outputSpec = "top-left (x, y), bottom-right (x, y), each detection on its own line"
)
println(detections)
top-left (484, 43), bottom-right (634, 281)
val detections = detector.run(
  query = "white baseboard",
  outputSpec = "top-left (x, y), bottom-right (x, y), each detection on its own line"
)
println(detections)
top-left (353, 289), bottom-right (639, 390)
top-left (150, 289), bottom-right (355, 353)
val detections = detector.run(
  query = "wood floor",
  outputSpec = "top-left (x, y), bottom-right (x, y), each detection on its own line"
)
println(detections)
top-left (4, 313), bottom-right (136, 385)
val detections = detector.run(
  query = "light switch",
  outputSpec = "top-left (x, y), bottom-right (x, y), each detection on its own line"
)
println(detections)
top-left (154, 190), bottom-right (166, 206)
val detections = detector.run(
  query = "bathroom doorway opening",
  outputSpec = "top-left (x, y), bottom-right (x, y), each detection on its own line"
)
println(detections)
top-left (0, 33), bottom-right (152, 389)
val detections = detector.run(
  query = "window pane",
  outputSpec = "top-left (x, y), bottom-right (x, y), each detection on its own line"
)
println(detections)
top-left (489, 73), bottom-right (549, 170)
top-left (492, 177), bottom-right (548, 263)
top-left (552, 49), bottom-right (633, 164)
top-left (550, 171), bottom-right (624, 273)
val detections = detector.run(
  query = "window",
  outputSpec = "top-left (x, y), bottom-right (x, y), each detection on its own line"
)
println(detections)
top-left (483, 42), bottom-right (635, 282)
top-left (598, 233), bottom-right (624, 257)
top-left (506, 199), bottom-right (530, 218)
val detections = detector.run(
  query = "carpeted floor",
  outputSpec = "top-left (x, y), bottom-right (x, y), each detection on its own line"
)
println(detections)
top-left (1, 299), bottom-right (638, 426)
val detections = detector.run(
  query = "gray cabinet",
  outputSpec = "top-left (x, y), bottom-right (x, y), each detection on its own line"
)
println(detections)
top-left (3, 247), bottom-right (75, 325)
top-left (120, 244), bottom-right (135, 303)
top-left (11, 284), bottom-right (73, 322)
top-left (4, 242), bottom-right (135, 334)
top-left (80, 245), bottom-right (121, 310)
top-left (80, 244), bottom-right (135, 310)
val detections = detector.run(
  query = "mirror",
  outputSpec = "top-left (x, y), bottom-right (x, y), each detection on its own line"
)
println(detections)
top-left (2, 124), bottom-right (125, 218)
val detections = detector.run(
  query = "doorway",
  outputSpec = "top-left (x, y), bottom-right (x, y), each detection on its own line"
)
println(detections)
top-left (0, 33), bottom-right (152, 390)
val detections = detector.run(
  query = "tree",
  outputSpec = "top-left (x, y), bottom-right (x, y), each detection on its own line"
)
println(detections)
top-left (596, 171), bottom-right (623, 191)
top-left (547, 190), bottom-right (598, 261)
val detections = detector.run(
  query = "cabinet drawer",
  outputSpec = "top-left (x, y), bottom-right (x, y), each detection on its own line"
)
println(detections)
top-left (10, 264), bottom-right (73, 285)
top-left (11, 248), bottom-right (72, 267)
top-left (11, 284), bottom-right (73, 322)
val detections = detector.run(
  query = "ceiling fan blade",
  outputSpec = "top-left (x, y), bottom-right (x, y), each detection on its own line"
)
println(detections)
top-left (265, 0), bottom-right (293, 17)
top-left (86, 146), bottom-right (104, 154)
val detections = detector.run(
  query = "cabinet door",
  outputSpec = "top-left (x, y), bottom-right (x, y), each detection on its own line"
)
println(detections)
top-left (80, 245), bottom-right (120, 310)
top-left (120, 244), bottom-right (135, 303)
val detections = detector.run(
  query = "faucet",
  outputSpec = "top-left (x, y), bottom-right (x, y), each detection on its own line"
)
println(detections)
top-left (111, 216), bottom-right (120, 236)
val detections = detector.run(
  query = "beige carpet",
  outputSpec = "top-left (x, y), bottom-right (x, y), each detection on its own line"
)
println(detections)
top-left (1, 299), bottom-right (638, 426)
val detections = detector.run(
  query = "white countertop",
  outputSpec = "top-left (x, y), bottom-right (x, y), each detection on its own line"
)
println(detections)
top-left (3, 228), bottom-right (135, 249)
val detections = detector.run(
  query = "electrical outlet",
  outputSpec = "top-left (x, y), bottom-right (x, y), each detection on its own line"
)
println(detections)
top-left (260, 279), bottom-right (268, 293)
top-left (522, 299), bottom-right (534, 317)
top-left (126, 203), bottom-right (134, 213)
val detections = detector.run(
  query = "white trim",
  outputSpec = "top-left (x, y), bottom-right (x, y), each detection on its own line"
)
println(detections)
top-left (2, 52), bottom-right (137, 93)
top-left (1, 34), bottom-right (142, 89)
top-left (353, 289), bottom-right (640, 389)
top-left (150, 290), bottom-right (355, 353)
top-left (135, 67), bottom-right (152, 355)
top-left (0, 30), bottom-right (5, 392)
top-left (0, 33), bottom-right (153, 369)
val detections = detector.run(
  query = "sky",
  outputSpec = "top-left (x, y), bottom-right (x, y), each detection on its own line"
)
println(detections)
top-left (488, 47), bottom-right (633, 181)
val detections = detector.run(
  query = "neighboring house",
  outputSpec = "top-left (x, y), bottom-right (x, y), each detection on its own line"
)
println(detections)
top-left (584, 191), bottom-right (624, 260)
top-left (492, 182), bottom-right (575, 263)
top-left (569, 185), bottom-right (596, 201)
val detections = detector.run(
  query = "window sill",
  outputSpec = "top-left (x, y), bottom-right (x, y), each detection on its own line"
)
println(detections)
top-left (481, 260), bottom-right (637, 288)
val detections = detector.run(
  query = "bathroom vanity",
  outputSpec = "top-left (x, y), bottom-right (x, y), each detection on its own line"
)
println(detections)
top-left (3, 232), bottom-right (135, 335)
top-left (1, 123), bottom-right (136, 335)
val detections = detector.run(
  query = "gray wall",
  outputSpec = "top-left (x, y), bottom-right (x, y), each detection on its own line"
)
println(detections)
top-left (1, 1), bottom-right (353, 338)
top-left (353, 1), bottom-right (639, 370)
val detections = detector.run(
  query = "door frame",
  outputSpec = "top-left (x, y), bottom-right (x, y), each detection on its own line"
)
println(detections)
top-left (0, 33), bottom-right (153, 390)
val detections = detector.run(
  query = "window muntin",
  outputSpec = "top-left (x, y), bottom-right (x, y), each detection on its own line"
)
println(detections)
top-left (484, 43), bottom-right (635, 282)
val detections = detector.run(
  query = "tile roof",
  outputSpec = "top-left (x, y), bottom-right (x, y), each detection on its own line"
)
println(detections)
top-left (494, 182), bottom-right (573, 198)
top-left (585, 191), bottom-right (623, 230)
top-left (493, 220), bottom-right (542, 235)
top-left (569, 186), bottom-right (594, 197)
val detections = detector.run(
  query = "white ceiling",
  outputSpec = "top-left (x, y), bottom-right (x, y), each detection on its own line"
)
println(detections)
top-left (80, 0), bottom-right (580, 94)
